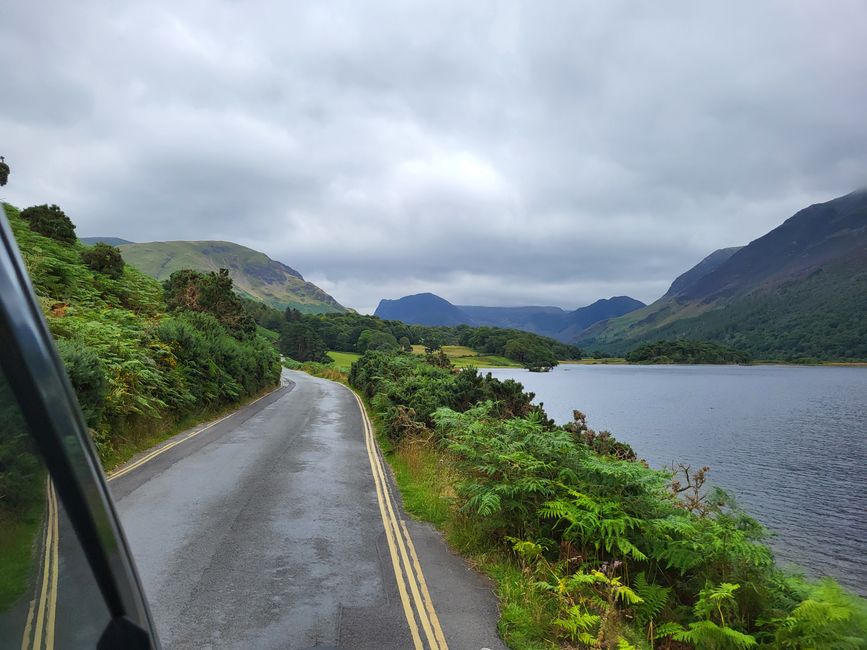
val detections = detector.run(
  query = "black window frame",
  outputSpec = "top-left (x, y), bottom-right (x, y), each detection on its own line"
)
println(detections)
top-left (0, 211), bottom-right (159, 648)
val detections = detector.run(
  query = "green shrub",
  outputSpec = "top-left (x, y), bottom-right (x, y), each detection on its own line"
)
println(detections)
top-left (81, 243), bottom-right (124, 279)
top-left (56, 338), bottom-right (108, 428)
top-left (20, 204), bottom-right (77, 244)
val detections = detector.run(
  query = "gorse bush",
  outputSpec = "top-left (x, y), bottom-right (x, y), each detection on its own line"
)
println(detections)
top-left (2, 202), bottom-right (280, 464)
top-left (81, 242), bottom-right (124, 279)
top-left (20, 204), bottom-right (77, 243)
top-left (349, 351), bottom-right (867, 648)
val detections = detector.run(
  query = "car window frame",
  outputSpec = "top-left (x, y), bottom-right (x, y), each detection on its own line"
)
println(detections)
top-left (0, 211), bottom-right (159, 648)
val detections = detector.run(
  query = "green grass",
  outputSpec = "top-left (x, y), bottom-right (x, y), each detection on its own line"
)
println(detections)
top-left (0, 498), bottom-right (44, 612)
top-left (451, 355), bottom-right (521, 368)
top-left (408, 345), bottom-right (522, 368)
top-left (326, 350), bottom-right (361, 371)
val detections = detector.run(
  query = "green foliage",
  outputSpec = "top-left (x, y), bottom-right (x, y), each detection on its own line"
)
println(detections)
top-left (164, 268), bottom-right (256, 338)
top-left (56, 338), bottom-right (108, 428)
top-left (3, 202), bottom-right (280, 465)
top-left (81, 242), bottom-right (124, 279)
top-left (20, 204), bottom-right (77, 243)
top-left (766, 579), bottom-right (867, 649)
top-left (279, 321), bottom-right (329, 362)
top-left (586, 262), bottom-right (867, 361)
top-left (348, 350), bottom-right (867, 648)
top-left (356, 328), bottom-right (400, 353)
top-left (626, 339), bottom-right (751, 364)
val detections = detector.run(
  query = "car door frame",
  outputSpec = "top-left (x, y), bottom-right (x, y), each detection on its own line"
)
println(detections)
top-left (0, 211), bottom-right (159, 648)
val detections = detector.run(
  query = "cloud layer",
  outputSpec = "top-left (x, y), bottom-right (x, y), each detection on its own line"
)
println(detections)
top-left (3, 1), bottom-right (866, 313)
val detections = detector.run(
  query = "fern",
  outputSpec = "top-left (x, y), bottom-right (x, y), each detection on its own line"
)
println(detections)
top-left (633, 572), bottom-right (670, 627)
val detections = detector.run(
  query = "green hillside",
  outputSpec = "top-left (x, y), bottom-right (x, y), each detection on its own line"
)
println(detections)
top-left (119, 240), bottom-right (345, 314)
top-left (1, 203), bottom-right (281, 465)
top-left (580, 190), bottom-right (867, 360)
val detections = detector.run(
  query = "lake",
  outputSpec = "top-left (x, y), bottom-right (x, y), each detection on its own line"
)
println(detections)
top-left (484, 364), bottom-right (867, 595)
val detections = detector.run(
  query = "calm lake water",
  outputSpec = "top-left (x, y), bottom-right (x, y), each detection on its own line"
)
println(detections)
top-left (485, 364), bottom-right (867, 595)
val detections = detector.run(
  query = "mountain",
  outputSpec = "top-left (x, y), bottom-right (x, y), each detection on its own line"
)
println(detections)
top-left (119, 240), bottom-right (345, 314)
top-left (663, 247), bottom-right (742, 298)
top-left (374, 293), bottom-right (645, 340)
top-left (80, 236), bottom-right (134, 246)
top-left (580, 189), bottom-right (867, 360)
top-left (375, 293), bottom-right (473, 326)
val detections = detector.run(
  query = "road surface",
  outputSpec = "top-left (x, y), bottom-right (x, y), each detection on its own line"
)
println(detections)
top-left (107, 369), bottom-right (506, 649)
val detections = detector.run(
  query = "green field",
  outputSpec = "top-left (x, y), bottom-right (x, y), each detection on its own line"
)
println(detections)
top-left (326, 350), bottom-right (361, 371)
top-left (409, 345), bottom-right (521, 368)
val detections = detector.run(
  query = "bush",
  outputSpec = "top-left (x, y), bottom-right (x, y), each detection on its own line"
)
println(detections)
top-left (56, 338), bottom-right (108, 428)
top-left (20, 204), bottom-right (77, 244)
top-left (81, 243), bottom-right (124, 279)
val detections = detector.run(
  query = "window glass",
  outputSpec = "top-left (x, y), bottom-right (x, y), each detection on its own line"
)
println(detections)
top-left (0, 366), bottom-right (110, 648)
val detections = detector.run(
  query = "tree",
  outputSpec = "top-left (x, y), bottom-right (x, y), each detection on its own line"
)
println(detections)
top-left (163, 269), bottom-right (256, 339)
top-left (279, 322), bottom-right (329, 362)
top-left (81, 243), bottom-right (124, 279)
top-left (357, 329), bottom-right (399, 353)
top-left (20, 204), bottom-right (76, 243)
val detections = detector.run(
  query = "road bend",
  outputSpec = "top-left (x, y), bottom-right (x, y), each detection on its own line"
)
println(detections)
top-left (107, 369), bottom-right (506, 649)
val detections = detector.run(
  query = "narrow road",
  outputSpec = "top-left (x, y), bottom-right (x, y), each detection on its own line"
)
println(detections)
top-left (108, 369), bottom-right (506, 649)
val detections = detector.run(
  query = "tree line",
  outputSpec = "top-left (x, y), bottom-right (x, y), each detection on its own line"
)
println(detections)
top-left (243, 302), bottom-right (584, 369)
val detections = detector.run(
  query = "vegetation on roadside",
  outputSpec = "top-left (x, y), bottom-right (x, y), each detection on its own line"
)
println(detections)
top-left (626, 340), bottom-right (751, 365)
top-left (348, 351), bottom-right (867, 648)
top-left (3, 202), bottom-right (281, 466)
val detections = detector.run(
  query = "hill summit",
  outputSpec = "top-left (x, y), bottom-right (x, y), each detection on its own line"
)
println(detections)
top-left (119, 240), bottom-right (345, 314)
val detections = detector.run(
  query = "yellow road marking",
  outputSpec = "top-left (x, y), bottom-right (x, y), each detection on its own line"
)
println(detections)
top-left (351, 388), bottom-right (449, 650)
top-left (45, 483), bottom-right (59, 650)
top-left (31, 479), bottom-right (57, 650)
top-left (401, 519), bottom-right (449, 650)
top-left (108, 386), bottom-right (281, 482)
top-left (20, 594), bottom-right (35, 650)
top-left (360, 403), bottom-right (440, 649)
top-left (354, 391), bottom-right (424, 650)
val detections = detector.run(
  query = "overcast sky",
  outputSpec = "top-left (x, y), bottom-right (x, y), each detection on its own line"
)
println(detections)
top-left (2, 1), bottom-right (866, 313)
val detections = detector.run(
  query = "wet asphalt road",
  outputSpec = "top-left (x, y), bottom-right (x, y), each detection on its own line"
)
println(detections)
top-left (110, 370), bottom-right (506, 649)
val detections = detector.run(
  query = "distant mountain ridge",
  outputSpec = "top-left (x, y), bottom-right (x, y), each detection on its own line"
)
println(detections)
top-left (579, 189), bottom-right (867, 360)
top-left (119, 240), bottom-right (345, 314)
top-left (374, 293), bottom-right (645, 341)
top-left (80, 236), bottom-right (134, 246)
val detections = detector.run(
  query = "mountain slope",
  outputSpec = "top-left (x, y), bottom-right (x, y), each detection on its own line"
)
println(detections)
top-left (580, 190), bottom-right (867, 359)
top-left (375, 293), bottom-right (473, 326)
top-left (80, 236), bottom-right (134, 246)
top-left (119, 241), bottom-right (345, 314)
top-left (375, 293), bottom-right (645, 340)
top-left (663, 247), bottom-right (742, 298)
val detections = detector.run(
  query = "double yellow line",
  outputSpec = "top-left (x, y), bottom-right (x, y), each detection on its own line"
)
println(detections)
top-left (21, 478), bottom-right (59, 650)
top-left (19, 385), bottom-right (281, 649)
top-left (351, 390), bottom-right (449, 650)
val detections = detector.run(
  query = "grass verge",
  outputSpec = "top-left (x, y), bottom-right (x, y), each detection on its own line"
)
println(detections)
top-left (102, 382), bottom-right (281, 472)
top-left (0, 498), bottom-right (44, 612)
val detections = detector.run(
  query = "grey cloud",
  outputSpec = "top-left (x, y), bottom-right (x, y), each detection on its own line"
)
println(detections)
top-left (2, 0), bottom-right (866, 314)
